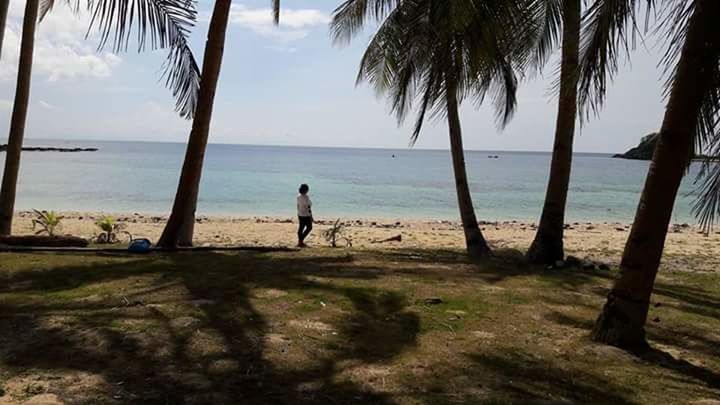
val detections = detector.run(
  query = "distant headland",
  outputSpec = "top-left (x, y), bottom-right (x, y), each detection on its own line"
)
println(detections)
top-left (0, 144), bottom-right (98, 152)
top-left (614, 133), bottom-right (716, 161)
top-left (613, 133), bottom-right (658, 160)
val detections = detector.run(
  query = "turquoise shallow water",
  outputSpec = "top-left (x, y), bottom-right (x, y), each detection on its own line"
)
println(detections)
top-left (0, 139), bottom-right (703, 223)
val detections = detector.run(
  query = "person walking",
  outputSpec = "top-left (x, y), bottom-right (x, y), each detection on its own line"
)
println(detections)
top-left (297, 184), bottom-right (313, 247)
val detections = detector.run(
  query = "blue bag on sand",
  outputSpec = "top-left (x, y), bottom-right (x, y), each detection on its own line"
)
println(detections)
top-left (128, 238), bottom-right (153, 253)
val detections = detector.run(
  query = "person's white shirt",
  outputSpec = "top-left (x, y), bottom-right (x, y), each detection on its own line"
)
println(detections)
top-left (297, 194), bottom-right (312, 217)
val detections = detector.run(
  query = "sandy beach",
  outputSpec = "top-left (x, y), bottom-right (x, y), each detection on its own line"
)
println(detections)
top-left (10, 211), bottom-right (720, 273)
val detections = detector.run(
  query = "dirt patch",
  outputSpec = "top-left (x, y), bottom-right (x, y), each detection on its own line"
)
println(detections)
top-left (288, 320), bottom-right (335, 332)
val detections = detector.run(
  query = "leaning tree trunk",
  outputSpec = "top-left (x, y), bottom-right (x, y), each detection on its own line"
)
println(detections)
top-left (445, 73), bottom-right (491, 257)
top-left (527, 0), bottom-right (580, 265)
top-left (0, 0), bottom-right (39, 236)
top-left (157, 0), bottom-right (232, 247)
top-left (592, 0), bottom-right (720, 349)
top-left (0, 0), bottom-right (9, 59)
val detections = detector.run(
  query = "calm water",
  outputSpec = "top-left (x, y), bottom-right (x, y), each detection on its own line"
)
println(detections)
top-left (0, 139), bottom-right (704, 223)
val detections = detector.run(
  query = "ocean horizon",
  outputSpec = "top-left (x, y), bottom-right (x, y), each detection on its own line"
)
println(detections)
top-left (0, 138), bottom-right (703, 223)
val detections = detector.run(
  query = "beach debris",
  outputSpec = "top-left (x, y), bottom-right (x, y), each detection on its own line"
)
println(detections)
top-left (582, 262), bottom-right (597, 270)
top-left (423, 297), bottom-right (443, 305)
top-left (322, 218), bottom-right (353, 248)
top-left (565, 256), bottom-right (582, 267)
top-left (372, 234), bottom-right (402, 244)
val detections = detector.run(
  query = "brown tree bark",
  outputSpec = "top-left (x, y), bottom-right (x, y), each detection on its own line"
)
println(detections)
top-left (0, 0), bottom-right (39, 236)
top-left (445, 71), bottom-right (491, 257)
top-left (157, 0), bottom-right (232, 247)
top-left (0, 0), bottom-right (9, 59)
top-left (592, 0), bottom-right (720, 348)
top-left (527, 0), bottom-right (580, 265)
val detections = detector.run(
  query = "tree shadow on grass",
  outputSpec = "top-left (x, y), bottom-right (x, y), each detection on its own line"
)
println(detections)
top-left (4, 248), bottom-right (706, 403)
top-left (545, 310), bottom-right (720, 391)
top-left (0, 251), bottom-right (422, 404)
top-left (368, 247), bottom-right (614, 290)
top-left (464, 351), bottom-right (635, 404)
top-left (653, 282), bottom-right (720, 320)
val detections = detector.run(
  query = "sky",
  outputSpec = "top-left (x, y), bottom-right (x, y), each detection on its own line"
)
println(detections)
top-left (0, 0), bottom-right (668, 153)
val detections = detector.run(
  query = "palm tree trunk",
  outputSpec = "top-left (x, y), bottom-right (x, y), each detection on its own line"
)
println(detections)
top-left (527, 0), bottom-right (580, 265)
top-left (592, 0), bottom-right (720, 349)
top-left (0, 0), bottom-right (9, 59)
top-left (157, 0), bottom-right (231, 247)
top-left (0, 0), bottom-right (39, 236)
top-left (445, 73), bottom-right (491, 257)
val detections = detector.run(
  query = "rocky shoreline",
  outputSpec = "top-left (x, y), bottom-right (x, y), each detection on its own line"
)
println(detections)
top-left (0, 144), bottom-right (98, 152)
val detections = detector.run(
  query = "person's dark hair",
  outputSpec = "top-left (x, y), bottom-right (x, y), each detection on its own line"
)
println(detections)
top-left (299, 184), bottom-right (309, 194)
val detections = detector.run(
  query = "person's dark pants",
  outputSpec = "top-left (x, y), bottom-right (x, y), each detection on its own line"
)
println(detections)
top-left (298, 216), bottom-right (313, 243)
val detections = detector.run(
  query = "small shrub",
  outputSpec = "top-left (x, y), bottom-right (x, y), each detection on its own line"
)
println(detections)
top-left (94, 216), bottom-right (131, 244)
top-left (322, 218), bottom-right (352, 248)
top-left (31, 209), bottom-right (63, 237)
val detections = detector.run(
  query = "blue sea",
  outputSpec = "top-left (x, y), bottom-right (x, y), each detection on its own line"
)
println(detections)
top-left (0, 139), bottom-right (704, 223)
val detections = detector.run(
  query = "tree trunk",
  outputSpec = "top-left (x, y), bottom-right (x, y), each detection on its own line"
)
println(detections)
top-left (592, 0), bottom-right (720, 349)
top-left (527, 0), bottom-right (580, 265)
top-left (0, 0), bottom-right (39, 236)
top-left (157, 0), bottom-right (232, 247)
top-left (0, 0), bottom-right (9, 59)
top-left (445, 73), bottom-right (491, 257)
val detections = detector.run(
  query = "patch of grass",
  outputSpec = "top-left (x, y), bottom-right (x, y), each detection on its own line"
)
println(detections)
top-left (0, 249), bottom-right (719, 404)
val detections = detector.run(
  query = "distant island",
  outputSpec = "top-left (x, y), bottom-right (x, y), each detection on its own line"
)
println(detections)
top-left (0, 144), bottom-right (98, 152)
top-left (614, 133), bottom-right (716, 161)
top-left (613, 133), bottom-right (658, 160)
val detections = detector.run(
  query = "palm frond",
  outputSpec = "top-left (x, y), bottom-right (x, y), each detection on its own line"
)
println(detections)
top-left (346, 0), bottom-right (536, 144)
top-left (85, 0), bottom-right (200, 119)
top-left (577, 0), bottom-right (655, 121)
top-left (530, 0), bottom-right (563, 72)
top-left (676, 0), bottom-right (720, 232)
top-left (331, 0), bottom-right (401, 44)
top-left (272, 0), bottom-right (280, 24)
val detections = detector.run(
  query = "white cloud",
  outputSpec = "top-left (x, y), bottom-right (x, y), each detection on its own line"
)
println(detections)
top-left (228, 4), bottom-right (330, 42)
top-left (0, 0), bottom-right (123, 83)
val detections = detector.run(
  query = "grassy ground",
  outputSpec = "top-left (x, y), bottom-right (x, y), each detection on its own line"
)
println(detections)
top-left (1, 248), bottom-right (719, 404)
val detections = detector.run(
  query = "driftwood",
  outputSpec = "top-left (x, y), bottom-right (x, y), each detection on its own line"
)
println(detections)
top-left (371, 234), bottom-right (402, 244)
top-left (0, 234), bottom-right (89, 247)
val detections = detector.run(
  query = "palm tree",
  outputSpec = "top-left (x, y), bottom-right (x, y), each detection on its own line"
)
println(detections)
top-left (0, 0), bottom-right (9, 59)
top-left (583, 0), bottom-right (720, 348)
top-left (526, 0), bottom-right (581, 264)
top-left (331, 0), bottom-right (539, 256)
top-left (0, 0), bottom-right (200, 236)
top-left (157, 1), bottom-right (280, 247)
top-left (0, 0), bottom-right (40, 236)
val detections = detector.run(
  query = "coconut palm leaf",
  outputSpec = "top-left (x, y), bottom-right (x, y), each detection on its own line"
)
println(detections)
top-left (576, 0), bottom-right (654, 120)
top-left (272, 0), bottom-right (280, 24)
top-left (331, 0), bottom-right (401, 44)
top-left (38, 0), bottom-right (200, 119)
top-left (337, 0), bottom-right (539, 145)
top-left (579, 0), bottom-right (720, 230)
top-left (531, 0), bottom-right (563, 70)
